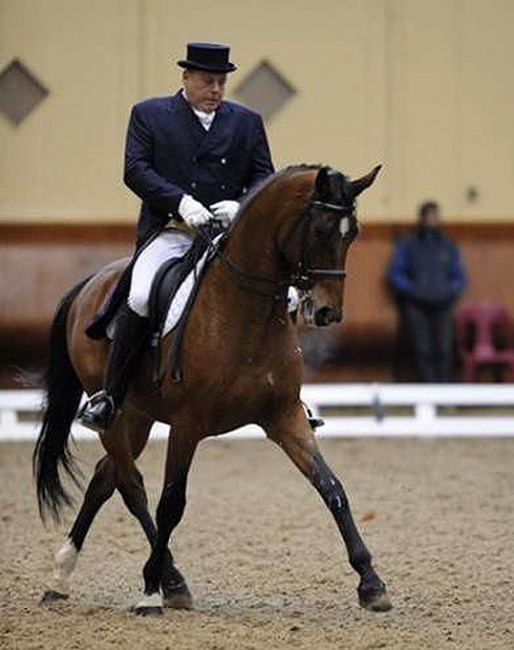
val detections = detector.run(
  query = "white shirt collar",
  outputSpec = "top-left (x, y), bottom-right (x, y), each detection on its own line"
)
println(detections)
top-left (182, 89), bottom-right (216, 131)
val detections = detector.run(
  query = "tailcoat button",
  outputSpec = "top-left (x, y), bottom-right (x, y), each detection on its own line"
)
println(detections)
top-left (221, 158), bottom-right (226, 164)
top-left (191, 181), bottom-right (197, 189)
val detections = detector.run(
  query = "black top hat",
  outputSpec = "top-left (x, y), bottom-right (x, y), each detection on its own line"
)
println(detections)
top-left (177, 42), bottom-right (237, 73)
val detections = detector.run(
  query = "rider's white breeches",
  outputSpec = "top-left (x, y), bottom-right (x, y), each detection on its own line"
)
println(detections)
top-left (128, 229), bottom-right (300, 318)
top-left (128, 230), bottom-right (194, 317)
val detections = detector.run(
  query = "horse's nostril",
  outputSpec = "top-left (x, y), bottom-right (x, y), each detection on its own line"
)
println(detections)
top-left (314, 306), bottom-right (335, 327)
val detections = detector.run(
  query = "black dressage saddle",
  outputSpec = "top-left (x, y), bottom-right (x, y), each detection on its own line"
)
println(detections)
top-left (85, 225), bottom-right (225, 382)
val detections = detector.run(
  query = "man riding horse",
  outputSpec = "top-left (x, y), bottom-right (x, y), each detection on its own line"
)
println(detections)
top-left (35, 87), bottom-right (388, 610)
top-left (79, 42), bottom-right (276, 432)
top-left (79, 43), bottom-right (322, 432)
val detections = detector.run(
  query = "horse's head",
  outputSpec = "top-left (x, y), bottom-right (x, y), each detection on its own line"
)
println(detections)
top-left (280, 164), bottom-right (381, 326)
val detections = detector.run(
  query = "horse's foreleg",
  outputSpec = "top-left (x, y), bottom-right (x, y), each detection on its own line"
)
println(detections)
top-left (135, 428), bottom-right (197, 616)
top-left (267, 407), bottom-right (392, 612)
top-left (115, 461), bottom-right (192, 609)
top-left (41, 455), bottom-right (116, 603)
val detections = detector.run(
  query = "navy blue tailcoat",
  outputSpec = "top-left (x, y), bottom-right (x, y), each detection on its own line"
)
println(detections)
top-left (124, 90), bottom-right (274, 246)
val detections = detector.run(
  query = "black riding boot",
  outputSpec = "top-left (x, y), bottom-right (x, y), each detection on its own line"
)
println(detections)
top-left (78, 305), bottom-right (150, 433)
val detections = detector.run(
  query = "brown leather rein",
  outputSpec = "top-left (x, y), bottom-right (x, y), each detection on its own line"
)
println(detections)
top-left (200, 198), bottom-right (355, 300)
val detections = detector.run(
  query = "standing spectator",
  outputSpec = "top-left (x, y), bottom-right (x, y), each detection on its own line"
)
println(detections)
top-left (387, 201), bottom-right (466, 382)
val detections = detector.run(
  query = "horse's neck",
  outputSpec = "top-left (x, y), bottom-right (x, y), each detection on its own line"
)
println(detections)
top-left (202, 171), bottom-right (311, 333)
top-left (224, 169), bottom-right (314, 280)
top-left (224, 195), bottom-right (283, 282)
top-left (203, 185), bottom-right (290, 333)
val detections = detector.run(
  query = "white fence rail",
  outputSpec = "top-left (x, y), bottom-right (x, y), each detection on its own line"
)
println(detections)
top-left (1, 384), bottom-right (514, 441)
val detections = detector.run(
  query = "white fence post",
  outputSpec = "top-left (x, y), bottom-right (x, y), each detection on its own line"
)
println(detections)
top-left (415, 401), bottom-right (437, 435)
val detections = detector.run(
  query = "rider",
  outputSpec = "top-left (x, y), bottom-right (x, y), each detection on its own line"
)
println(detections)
top-left (79, 42), bottom-right (274, 432)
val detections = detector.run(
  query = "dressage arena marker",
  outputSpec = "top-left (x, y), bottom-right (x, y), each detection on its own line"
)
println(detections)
top-left (1, 383), bottom-right (514, 441)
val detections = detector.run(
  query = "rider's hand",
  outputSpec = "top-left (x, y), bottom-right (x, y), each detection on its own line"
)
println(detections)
top-left (210, 200), bottom-right (240, 228)
top-left (178, 195), bottom-right (214, 228)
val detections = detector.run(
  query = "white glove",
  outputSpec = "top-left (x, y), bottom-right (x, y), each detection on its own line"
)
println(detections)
top-left (287, 287), bottom-right (299, 313)
top-left (178, 195), bottom-right (214, 228)
top-left (210, 200), bottom-right (240, 227)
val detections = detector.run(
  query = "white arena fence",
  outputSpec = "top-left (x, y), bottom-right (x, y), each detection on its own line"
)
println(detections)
top-left (1, 384), bottom-right (514, 441)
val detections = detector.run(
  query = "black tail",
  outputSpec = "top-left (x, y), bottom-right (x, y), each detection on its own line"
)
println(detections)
top-left (33, 276), bottom-right (92, 522)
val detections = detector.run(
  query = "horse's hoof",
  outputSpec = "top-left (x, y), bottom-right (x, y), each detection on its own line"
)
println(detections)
top-left (134, 592), bottom-right (163, 617)
top-left (163, 591), bottom-right (193, 609)
top-left (40, 589), bottom-right (69, 604)
top-left (359, 588), bottom-right (393, 612)
top-left (134, 606), bottom-right (163, 617)
top-left (163, 581), bottom-right (193, 610)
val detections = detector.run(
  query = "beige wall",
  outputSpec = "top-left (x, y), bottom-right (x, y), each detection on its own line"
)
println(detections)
top-left (0, 0), bottom-right (140, 220)
top-left (387, 0), bottom-right (514, 220)
top-left (1, 0), bottom-right (514, 223)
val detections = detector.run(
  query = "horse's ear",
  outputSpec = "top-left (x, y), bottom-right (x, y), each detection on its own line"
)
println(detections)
top-left (314, 166), bottom-right (333, 200)
top-left (350, 165), bottom-right (382, 198)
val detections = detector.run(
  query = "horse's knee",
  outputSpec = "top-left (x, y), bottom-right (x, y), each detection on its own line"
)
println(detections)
top-left (310, 452), bottom-right (353, 516)
top-left (315, 474), bottom-right (349, 513)
top-left (325, 484), bottom-right (349, 514)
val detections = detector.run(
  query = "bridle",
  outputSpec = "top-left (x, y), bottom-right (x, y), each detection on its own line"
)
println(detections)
top-left (203, 195), bottom-right (356, 300)
top-left (287, 198), bottom-right (356, 291)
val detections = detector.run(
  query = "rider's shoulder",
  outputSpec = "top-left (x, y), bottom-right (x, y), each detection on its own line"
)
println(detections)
top-left (132, 95), bottom-right (176, 115)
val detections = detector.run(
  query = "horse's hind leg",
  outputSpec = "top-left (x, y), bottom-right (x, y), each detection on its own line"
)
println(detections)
top-left (42, 409), bottom-right (146, 602)
top-left (267, 405), bottom-right (392, 612)
top-left (43, 407), bottom-right (190, 607)
top-left (42, 454), bottom-right (116, 602)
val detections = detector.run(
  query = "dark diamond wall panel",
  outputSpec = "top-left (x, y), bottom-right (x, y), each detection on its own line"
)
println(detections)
top-left (0, 59), bottom-right (49, 126)
top-left (233, 60), bottom-right (296, 121)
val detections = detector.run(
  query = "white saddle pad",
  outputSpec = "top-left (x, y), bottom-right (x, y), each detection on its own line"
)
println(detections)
top-left (106, 233), bottom-right (223, 341)
top-left (162, 232), bottom-right (224, 336)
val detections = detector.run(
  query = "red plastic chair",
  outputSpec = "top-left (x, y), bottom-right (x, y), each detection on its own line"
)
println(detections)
top-left (456, 302), bottom-right (514, 382)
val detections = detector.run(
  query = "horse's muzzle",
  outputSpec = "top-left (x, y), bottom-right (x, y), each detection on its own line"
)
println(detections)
top-left (314, 305), bottom-right (339, 327)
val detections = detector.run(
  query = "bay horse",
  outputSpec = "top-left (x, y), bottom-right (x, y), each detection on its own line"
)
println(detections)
top-left (33, 164), bottom-right (392, 616)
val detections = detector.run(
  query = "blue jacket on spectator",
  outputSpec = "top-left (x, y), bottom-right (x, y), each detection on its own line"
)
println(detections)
top-left (387, 228), bottom-right (466, 307)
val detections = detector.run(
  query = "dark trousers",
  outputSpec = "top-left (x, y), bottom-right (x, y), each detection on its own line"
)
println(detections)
top-left (402, 302), bottom-right (454, 382)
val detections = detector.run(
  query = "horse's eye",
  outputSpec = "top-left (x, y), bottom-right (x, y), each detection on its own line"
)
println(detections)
top-left (314, 220), bottom-right (336, 239)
